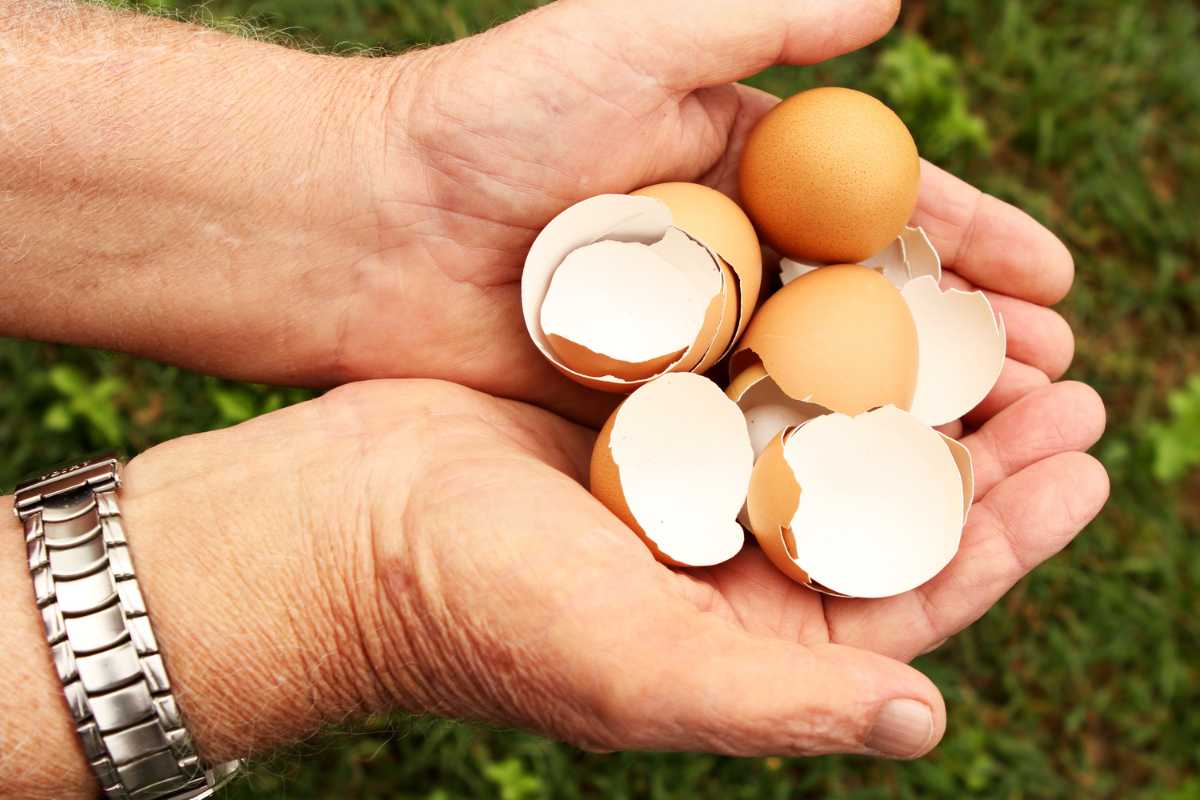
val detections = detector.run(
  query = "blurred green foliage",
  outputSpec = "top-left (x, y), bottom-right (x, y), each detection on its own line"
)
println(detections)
top-left (3, 0), bottom-right (1199, 798)
top-left (1149, 376), bottom-right (1200, 482)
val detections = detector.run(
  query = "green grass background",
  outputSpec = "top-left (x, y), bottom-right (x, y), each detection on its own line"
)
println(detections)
top-left (3, 1), bottom-right (1199, 797)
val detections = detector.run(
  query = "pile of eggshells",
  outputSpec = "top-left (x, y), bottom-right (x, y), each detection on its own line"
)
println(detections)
top-left (521, 87), bottom-right (1006, 598)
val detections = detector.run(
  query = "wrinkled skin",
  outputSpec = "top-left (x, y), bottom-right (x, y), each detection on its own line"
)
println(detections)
top-left (0, 0), bottom-right (1110, 786)
top-left (329, 0), bottom-right (1078, 431)
top-left (122, 368), bottom-right (1106, 762)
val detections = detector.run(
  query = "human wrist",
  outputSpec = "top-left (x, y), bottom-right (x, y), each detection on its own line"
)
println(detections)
top-left (0, 399), bottom-right (398, 798)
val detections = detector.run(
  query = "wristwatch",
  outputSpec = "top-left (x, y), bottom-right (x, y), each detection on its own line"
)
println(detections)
top-left (13, 454), bottom-right (243, 799)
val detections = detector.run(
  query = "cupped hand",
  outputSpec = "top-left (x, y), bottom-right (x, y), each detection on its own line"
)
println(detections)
top-left (126, 376), bottom-right (1105, 763)
top-left (319, 0), bottom-right (1076, 429)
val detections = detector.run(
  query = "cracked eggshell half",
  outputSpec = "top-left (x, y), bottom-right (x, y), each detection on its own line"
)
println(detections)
top-left (590, 373), bottom-right (753, 567)
top-left (632, 182), bottom-right (764, 358)
top-left (780, 226), bottom-right (941, 290)
top-left (523, 194), bottom-right (728, 392)
top-left (731, 265), bottom-right (919, 415)
top-left (727, 363), bottom-right (829, 461)
top-left (746, 406), bottom-right (969, 598)
top-left (902, 275), bottom-right (1007, 427)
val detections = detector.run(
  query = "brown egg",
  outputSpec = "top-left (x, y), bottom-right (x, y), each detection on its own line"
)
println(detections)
top-left (739, 87), bottom-right (920, 263)
top-left (731, 265), bottom-right (918, 415)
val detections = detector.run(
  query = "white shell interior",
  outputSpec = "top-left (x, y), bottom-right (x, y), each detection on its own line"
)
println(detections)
top-left (522, 194), bottom-right (724, 384)
top-left (732, 372), bottom-right (828, 460)
top-left (610, 373), bottom-right (753, 566)
top-left (778, 405), bottom-right (965, 598)
top-left (902, 275), bottom-right (1007, 426)
top-left (540, 232), bottom-right (718, 364)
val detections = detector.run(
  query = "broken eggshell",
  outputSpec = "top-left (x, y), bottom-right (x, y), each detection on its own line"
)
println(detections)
top-left (780, 225), bottom-right (942, 290)
top-left (523, 187), bottom-right (762, 392)
top-left (726, 362), bottom-right (829, 461)
top-left (731, 265), bottom-right (920, 416)
top-left (779, 228), bottom-right (1006, 427)
top-left (632, 182), bottom-right (764, 359)
top-left (746, 406), bottom-right (974, 599)
top-left (902, 275), bottom-right (1007, 427)
top-left (540, 229), bottom-right (723, 379)
top-left (590, 373), bottom-right (753, 567)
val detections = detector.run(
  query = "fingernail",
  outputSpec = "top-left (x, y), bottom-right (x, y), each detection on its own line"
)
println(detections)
top-left (865, 699), bottom-right (934, 758)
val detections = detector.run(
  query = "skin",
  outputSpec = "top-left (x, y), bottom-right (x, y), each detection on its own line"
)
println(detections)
top-left (0, 1), bottom-right (1109, 797)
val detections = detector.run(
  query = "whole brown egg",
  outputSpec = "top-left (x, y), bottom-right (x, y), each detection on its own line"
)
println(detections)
top-left (739, 87), bottom-right (920, 263)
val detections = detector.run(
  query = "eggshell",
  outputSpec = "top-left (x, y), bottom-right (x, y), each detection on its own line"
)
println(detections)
top-left (898, 226), bottom-right (942, 284)
top-left (690, 259), bottom-right (741, 374)
top-left (902, 275), bottom-right (1007, 426)
top-left (731, 265), bottom-right (919, 415)
top-left (745, 430), bottom-right (808, 578)
top-left (523, 194), bottom-right (727, 392)
top-left (540, 234), bottom-right (719, 376)
top-left (739, 87), bottom-right (920, 263)
top-left (780, 226), bottom-right (942, 290)
top-left (632, 182), bottom-right (763, 342)
top-left (727, 363), bottom-right (828, 460)
top-left (590, 373), bottom-right (752, 567)
top-left (746, 406), bottom-right (969, 598)
top-left (940, 432), bottom-right (975, 523)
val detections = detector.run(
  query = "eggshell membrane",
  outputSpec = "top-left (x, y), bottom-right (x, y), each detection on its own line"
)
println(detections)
top-left (739, 87), bottom-right (920, 263)
top-left (632, 182), bottom-right (763, 340)
top-left (726, 363), bottom-right (829, 460)
top-left (749, 406), bottom-right (966, 599)
top-left (589, 373), bottom-right (751, 567)
top-left (902, 275), bottom-right (1007, 426)
top-left (732, 265), bottom-right (919, 415)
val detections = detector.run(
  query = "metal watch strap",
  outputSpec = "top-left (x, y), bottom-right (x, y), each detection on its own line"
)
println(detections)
top-left (13, 455), bottom-right (242, 799)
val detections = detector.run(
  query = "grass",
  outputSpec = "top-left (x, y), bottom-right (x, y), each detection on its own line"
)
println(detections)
top-left (3, 0), bottom-right (1199, 797)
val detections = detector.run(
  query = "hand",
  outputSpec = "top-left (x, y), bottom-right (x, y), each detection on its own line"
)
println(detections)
top-left (4, 0), bottom-right (1077, 429)
top-left (5, 374), bottom-right (1110, 800)
top-left (352, 0), bottom-right (1078, 426)
top-left (324, 379), bottom-right (1107, 759)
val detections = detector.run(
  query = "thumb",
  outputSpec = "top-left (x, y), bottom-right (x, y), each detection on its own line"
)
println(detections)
top-left (539, 0), bottom-right (900, 90)
top-left (588, 612), bottom-right (946, 759)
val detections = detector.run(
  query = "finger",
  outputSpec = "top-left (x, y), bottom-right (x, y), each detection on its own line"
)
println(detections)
top-left (702, 84), bottom-right (781, 197)
top-left (963, 381), bottom-right (1107, 499)
top-left (940, 272), bottom-right (1075, 379)
top-left (444, 452), bottom-right (942, 760)
top-left (963, 358), bottom-right (1050, 427)
top-left (825, 452), bottom-right (1109, 661)
top-left (912, 161), bottom-right (1075, 306)
top-left (547, 0), bottom-right (900, 90)
top-left (591, 612), bottom-right (945, 759)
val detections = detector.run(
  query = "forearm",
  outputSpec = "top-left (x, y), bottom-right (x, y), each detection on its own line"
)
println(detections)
top-left (0, 403), bottom-right (386, 799)
top-left (0, 1), bottom-right (391, 384)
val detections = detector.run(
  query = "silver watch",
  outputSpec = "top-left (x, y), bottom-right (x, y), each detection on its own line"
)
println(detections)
top-left (13, 454), bottom-right (243, 799)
